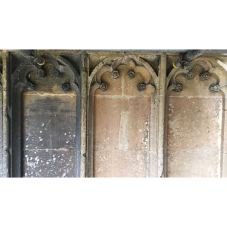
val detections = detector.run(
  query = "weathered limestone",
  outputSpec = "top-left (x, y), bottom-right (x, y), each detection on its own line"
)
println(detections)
top-left (1, 51), bottom-right (227, 178)
top-left (87, 56), bottom-right (159, 177)
top-left (166, 57), bottom-right (227, 177)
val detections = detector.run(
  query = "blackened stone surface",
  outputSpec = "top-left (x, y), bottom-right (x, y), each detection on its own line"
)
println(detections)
top-left (23, 94), bottom-right (77, 177)
top-left (23, 149), bottom-right (76, 177)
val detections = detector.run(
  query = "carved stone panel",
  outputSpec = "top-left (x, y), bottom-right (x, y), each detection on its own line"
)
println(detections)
top-left (2, 50), bottom-right (227, 178)
top-left (10, 53), bottom-right (81, 177)
top-left (166, 58), bottom-right (227, 177)
top-left (87, 56), bottom-right (159, 177)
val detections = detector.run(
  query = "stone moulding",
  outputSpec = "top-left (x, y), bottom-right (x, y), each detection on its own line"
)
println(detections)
top-left (86, 56), bottom-right (158, 177)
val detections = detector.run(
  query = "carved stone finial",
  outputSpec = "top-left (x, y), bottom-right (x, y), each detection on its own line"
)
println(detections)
top-left (52, 69), bottom-right (61, 77)
top-left (127, 70), bottom-right (135, 79)
top-left (209, 84), bottom-right (221, 93)
top-left (174, 83), bottom-right (183, 92)
top-left (62, 82), bottom-right (71, 92)
top-left (186, 71), bottom-right (195, 80)
top-left (200, 71), bottom-right (210, 81)
top-left (137, 83), bottom-right (146, 92)
top-left (111, 70), bottom-right (120, 79)
top-left (99, 83), bottom-right (108, 91)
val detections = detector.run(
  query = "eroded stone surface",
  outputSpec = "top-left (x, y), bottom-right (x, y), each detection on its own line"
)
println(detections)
top-left (23, 94), bottom-right (77, 177)
top-left (167, 97), bottom-right (223, 177)
top-left (167, 65), bottom-right (224, 178)
top-left (23, 149), bottom-right (76, 177)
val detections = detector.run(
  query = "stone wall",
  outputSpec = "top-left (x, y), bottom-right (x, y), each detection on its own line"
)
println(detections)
top-left (0, 50), bottom-right (227, 177)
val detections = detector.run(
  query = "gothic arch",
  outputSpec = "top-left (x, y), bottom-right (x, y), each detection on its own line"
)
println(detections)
top-left (11, 54), bottom-right (82, 177)
top-left (166, 57), bottom-right (227, 177)
top-left (87, 56), bottom-right (158, 177)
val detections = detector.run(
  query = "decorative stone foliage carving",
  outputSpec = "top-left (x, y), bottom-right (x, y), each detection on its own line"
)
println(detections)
top-left (89, 56), bottom-right (158, 93)
top-left (167, 57), bottom-right (227, 94)
top-left (127, 70), bottom-right (135, 79)
top-left (199, 71), bottom-right (210, 81)
top-left (13, 55), bottom-right (80, 93)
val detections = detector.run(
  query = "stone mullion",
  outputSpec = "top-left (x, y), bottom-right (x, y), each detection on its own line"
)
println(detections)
top-left (157, 54), bottom-right (167, 177)
top-left (1, 51), bottom-right (9, 177)
top-left (80, 53), bottom-right (88, 178)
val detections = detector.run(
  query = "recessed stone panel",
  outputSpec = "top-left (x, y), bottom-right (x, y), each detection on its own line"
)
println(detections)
top-left (91, 57), bottom-right (158, 177)
top-left (167, 96), bottom-right (223, 177)
top-left (23, 93), bottom-right (77, 177)
top-left (166, 58), bottom-right (226, 177)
